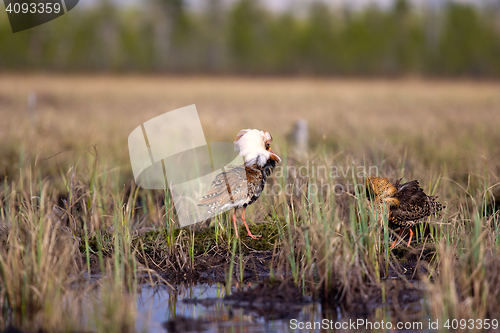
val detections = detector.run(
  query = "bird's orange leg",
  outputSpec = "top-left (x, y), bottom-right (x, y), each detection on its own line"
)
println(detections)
top-left (390, 228), bottom-right (405, 249)
top-left (242, 207), bottom-right (261, 239)
top-left (233, 209), bottom-right (239, 239)
top-left (406, 229), bottom-right (414, 247)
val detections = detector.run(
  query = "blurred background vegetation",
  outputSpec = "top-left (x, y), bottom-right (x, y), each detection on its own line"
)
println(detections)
top-left (1, 0), bottom-right (500, 76)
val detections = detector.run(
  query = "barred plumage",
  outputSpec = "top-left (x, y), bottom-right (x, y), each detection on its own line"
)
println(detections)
top-left (365, 176), bottom-right (443, 248)
top-left (198, 129), bottom-right (280, 239)
top-left (198, 161), bottom-right (276, 215)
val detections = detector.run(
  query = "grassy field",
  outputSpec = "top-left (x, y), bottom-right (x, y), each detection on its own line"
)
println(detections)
top-left (1, 74), bottom-right (500, 332)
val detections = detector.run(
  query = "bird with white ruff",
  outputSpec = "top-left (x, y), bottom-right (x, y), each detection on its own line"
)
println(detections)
top-left (198, 129), bottom-right (281, 239)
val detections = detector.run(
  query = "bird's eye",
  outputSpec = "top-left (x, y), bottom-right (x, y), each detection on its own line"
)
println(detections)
top-left (265, 143), bottom-right (270, 150)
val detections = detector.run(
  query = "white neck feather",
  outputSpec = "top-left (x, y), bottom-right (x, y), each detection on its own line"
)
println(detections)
top-left (234, 129), bottom-right (271, 167)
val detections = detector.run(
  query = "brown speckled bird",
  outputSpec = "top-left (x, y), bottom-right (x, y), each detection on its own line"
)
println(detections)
top-left (198, 129), bottom-right (281, 239)
top-left (365, 176), bottom-right (443, 248)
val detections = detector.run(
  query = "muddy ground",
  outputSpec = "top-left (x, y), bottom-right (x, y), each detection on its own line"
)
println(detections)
top-left (79, 221), bottom-right (434, 330)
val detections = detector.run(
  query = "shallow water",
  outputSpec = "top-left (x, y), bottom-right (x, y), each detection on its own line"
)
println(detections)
top-left (136, 283), bottom-right (324, 332)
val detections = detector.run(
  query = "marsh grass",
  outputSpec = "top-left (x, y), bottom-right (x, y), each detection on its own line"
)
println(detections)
top-left (0, 168), bottom-right (81, 330)
top-left (1, 75), bottom-right (500, 331)
top-left (422, 181), bottom-right (500, 330)
top-left (0, 160), bottom-right (161, 331)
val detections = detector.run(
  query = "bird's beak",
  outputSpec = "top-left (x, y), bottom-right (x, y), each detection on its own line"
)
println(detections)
top-left (269, 149), bottom-right (281, 163)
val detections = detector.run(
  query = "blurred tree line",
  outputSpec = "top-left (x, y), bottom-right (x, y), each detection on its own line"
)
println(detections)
top-left (1, 0), bottom-right (500, 76)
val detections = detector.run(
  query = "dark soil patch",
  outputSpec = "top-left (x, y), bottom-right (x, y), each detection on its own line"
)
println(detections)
top-left (162, 316), bottom-right (208, 333)
top-left (388, 243), bottom-right (437, 279)
top-left (159, 250), bottom-right (274, 284)
top-left (322, 279), bottom-right (424, 322)
top-left (183, 278), bottom-right (311, 320)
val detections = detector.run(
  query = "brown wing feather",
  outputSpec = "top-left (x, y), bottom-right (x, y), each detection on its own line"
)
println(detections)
top-left (389, 180), bottom-right (443, 227)
top-left (198, 165), bottom-right (250, 214)
top-left (366, 177), bottom-right (443, 228)
top-left (199, 160), bottom-right (275, 215)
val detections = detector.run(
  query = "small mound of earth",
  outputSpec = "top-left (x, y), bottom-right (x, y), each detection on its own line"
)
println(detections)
top-left (224, 278), bottom-right (311, 319)
top-left (162, 316), bottom-right (208, 332)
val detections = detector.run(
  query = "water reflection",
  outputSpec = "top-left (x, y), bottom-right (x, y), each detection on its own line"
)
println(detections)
top-left (135, 280), bottom-right (425, 333)
top-left (136, 283), bottom-right (323, 332)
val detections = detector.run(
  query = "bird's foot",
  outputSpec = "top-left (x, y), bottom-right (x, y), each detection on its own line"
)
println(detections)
top-left (247, 233), bottom-right (261, 239)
